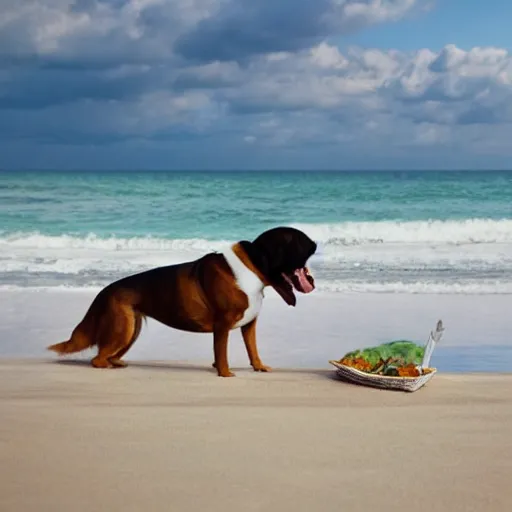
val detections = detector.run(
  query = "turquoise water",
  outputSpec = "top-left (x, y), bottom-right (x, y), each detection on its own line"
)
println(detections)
top-left (1, 170), bottom-right (512, 292)
top-left (1, 170), bottom-right (511, 238)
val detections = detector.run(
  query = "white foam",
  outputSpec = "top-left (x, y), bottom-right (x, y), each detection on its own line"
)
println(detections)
top-left (316, 280), bottom-right (512, 295)
top-left (0, 232), bottom-right (229, 252)
top-left (0, 232), bottom-right (229, 277)
top-left (4, 218), bottom-right (512, 253)
top-left (298, 219), bottom-right (512, 273)
top-left (2, 279), bottom-right (512, 295)
top-left (1, 220), bottom-right (512, 294)
top-left (292, 218), bottom-right (512, 245)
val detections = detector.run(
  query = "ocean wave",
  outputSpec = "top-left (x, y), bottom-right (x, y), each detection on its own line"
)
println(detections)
top-left (1, 218), bottom-right (512, 251)
top-left (1, 221), bottom-right (512, 294)
top-left (0, 232), bottom-right (229, 252)
top-left (292, 219), bottom-right (512, 245)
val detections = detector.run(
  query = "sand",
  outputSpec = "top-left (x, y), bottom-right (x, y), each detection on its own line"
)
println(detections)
top-left (1, 359), bottom-right (511, 512)
top-left (1, 288), bottom-right (511, 510)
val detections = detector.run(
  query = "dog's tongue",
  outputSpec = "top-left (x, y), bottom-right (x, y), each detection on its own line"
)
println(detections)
top-left (294, 268), bottom-right (314, 293)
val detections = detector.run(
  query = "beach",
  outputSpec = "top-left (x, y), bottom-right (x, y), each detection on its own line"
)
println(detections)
top-left (1, 171), bottom-right (512, 510)
top-left (2, 0), bottom-right (512, 504)
top-left (1, 359), bottom-right (511, 512)
top-left (1, 288), bottom-right (512, 511)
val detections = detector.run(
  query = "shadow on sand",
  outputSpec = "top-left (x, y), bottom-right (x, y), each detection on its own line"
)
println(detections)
top-left (48, 357), bottom-right (333, 378)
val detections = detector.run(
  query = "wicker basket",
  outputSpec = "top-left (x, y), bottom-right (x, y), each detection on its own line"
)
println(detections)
top-left (328, 360), bottom-right (437, 392)
top-left (328, 319), bottom-right (444, 393)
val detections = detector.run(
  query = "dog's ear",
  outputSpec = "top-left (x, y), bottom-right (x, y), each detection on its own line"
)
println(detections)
top-left (240, 239), bottom-right (288, 279)
top-left (238, 240), bottom-right (270, 277)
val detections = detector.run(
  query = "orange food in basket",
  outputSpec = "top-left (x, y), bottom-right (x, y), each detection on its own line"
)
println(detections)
top-left (340, 357), bottom-right (431, 377)
top-left (340, 357), bottom-right (374, 372)
top-left (396, 364), bottom-right (421, 377)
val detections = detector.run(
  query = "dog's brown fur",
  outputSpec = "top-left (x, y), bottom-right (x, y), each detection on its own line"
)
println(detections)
top-left (48, 227), bottom-right (316, 377)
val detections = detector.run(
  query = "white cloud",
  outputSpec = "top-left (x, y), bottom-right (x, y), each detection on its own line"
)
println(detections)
top-left (337, 0), bottom-right (418, 27)
top-left (0, 0), bottom-right (222, 63)
top-left (309, 43), bottom-right (348, 69)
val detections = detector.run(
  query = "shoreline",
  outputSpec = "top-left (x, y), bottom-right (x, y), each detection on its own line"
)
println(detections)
top-left (2, 286), bottom-right (512, 296)
top-left (1, 357), bottom-right (512, 376)
top-left (1, 288), bottom-right (511, 372)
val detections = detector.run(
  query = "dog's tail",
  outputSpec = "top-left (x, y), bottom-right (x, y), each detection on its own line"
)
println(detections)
top-left (47, 330), bottom-right (93, 355)
top-left (47, 294), bottom-right (103, 355)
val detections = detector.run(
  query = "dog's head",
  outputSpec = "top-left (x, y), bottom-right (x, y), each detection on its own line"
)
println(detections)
top-left (240, 226), bottom-right (317, 306)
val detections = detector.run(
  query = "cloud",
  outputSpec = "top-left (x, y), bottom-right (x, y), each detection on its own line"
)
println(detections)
top-left (174, 0), bottom-right (420, 62)
top-left (1, 1), bottom-right (512, 169)
top-left (0, 0), bottom-right (220, 67)
top-left (0, 88), bottom-right (219, 145)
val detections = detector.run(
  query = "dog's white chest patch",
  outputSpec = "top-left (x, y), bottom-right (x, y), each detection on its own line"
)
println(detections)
top-left (221, 245), bottom-right (264, 329)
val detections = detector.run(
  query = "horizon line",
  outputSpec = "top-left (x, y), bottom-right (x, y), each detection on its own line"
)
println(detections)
top-left (2, 168), bottom-right (512, 173)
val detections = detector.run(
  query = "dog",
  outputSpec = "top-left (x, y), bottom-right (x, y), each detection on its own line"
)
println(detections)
top-left (48, 227), bottom-right (317, 377)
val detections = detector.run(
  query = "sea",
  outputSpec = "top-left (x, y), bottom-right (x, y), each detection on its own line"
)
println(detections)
top-left (1, 170), bottom-right (511, 294)
top-left (1, 169), bottom-right (512, 372)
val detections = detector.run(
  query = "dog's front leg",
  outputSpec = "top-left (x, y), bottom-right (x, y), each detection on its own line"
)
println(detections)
top-left (213, 325), bottom-right (235, 377)
top-left (241, 319), bottom-right (272, 372)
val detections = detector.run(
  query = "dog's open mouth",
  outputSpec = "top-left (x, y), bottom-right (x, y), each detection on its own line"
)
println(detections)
top-left (271, 267), bottom-right (315, 307)
top-left (282, 267), bottom-right (315, 294)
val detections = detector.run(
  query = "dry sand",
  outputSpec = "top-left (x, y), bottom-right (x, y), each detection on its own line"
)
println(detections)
top-left (1, 359), bottom-right (511, 512)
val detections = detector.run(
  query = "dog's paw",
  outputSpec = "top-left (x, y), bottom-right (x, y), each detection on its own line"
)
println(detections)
top-left (213, 362), bottom-right (236, 377)
top-left (218, 370), bottom-right (236, 378)
top-left (253, 364), bottom-right (272, 373)
top-left (91, 357), bottom-right (114, 369)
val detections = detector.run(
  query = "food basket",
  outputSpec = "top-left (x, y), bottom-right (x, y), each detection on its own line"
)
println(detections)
top-left (329, 320), bottom-right (444, 393)
top-left (328, 361), bottom-right (437, 392)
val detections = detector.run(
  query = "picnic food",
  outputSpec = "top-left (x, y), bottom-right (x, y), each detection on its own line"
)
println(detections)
top-left (338, 340), bottom-right (430, 377)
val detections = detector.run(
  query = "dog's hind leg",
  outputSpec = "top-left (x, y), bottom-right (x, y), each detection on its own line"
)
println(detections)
top-left (91, 298), bottom-right (137, 369)
top-left (108, 312), bottom-right (143, 367)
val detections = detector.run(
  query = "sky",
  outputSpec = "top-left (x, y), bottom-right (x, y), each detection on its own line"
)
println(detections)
top-left (1, 0), bottom-right (512, 171)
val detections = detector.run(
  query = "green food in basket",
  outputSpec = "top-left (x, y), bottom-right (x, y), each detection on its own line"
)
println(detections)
top-left (342, 340), bottom-right (425, 368)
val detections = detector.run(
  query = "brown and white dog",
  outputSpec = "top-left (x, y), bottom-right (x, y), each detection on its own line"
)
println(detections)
top-left (48, 227), bottom-right (317, 377)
